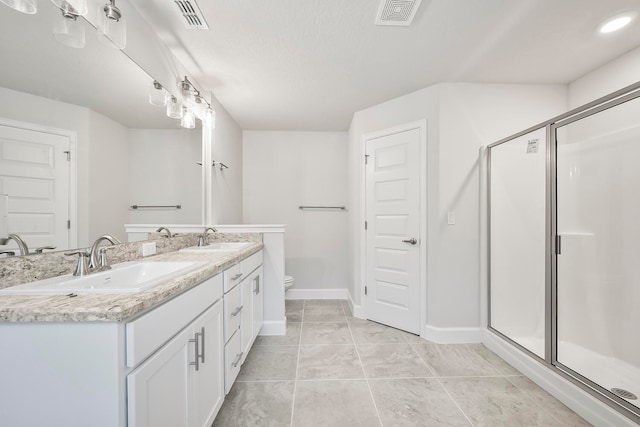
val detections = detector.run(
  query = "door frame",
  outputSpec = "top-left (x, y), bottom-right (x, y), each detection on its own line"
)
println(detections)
top-left (360, 119), bottom-right (427, 337)
top-left (0, 117), bottom-right (78, 249)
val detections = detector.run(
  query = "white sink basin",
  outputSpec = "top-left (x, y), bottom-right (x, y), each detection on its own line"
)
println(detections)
top-left (0, 261), bottom-right (207, 295)
top-left (180, 241), bottom-right (253, 253)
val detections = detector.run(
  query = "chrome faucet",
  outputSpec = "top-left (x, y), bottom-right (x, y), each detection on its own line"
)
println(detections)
top-left (198, 227), bottom-right (218, 246)
top-left (156, 226), bottom-right (173, 238)
top-left (2, 234), bottom-right (30, 256)
top-left (88, 234), bottom-right (122, 270)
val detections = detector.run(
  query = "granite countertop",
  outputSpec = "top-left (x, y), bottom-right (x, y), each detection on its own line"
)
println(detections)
top-left (0, 243), bottom-right (263, 323)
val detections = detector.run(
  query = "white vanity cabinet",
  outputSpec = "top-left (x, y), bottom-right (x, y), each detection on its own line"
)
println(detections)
top-left (127, 300), bottom-right (224, 427)
top-left (126, 273), bottom-right (225, 427)
top-left (222, 250), bottom-right (264, 393)
top-left (0, 248), bottom-right (264, 427)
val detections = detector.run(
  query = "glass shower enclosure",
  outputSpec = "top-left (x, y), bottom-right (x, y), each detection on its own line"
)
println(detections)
top-left (488, 84), bottom-right (640, 423)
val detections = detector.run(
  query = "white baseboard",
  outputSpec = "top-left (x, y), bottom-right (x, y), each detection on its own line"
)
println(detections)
top-left (421, 325), bottom-right (483, 344)
top-left (285, 288), bottom-right (348, 300)
top-left (484, 330), bottom-right (639, 427)
top-left (347, 290), bottom-right (365, 318)
top-left (258, 319), bottom-right (287, 336)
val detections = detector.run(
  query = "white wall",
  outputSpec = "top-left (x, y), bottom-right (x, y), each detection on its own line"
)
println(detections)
top-left (211, 97), bottom-right (243, 224)
top-left (348, 83), bottom-right (567, 331)
top-left (129, 129), bottom-right (202, 225)
top-left (88, 111), bottom-right (130, 242)
top-left (569, 45), bottom-right (640, 109)
top-left (243, 131), bottom-right (348, 292)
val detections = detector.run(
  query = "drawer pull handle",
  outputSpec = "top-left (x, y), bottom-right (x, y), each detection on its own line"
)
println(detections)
top-left (253, 276), bottom-right (260, 294)
top-left (232, 352), bottom-right (243, 368)
top-left (231, 273), bottom-right (243, 280)
top-left (188, 332), bottom-right (201, 371)
top-left (199, 327), bottom-right (205, 364)
top-left (231, 305), bottom-right (243, 317)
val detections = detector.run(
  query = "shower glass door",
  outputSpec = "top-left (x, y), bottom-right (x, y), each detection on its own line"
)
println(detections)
top-left (489, 128), bottom-right (547, 359)
top-left (555, 94), bottom-right (640, 413)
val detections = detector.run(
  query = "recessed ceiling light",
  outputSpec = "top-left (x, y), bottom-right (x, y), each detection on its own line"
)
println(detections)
top-left (599, 14), bottom-right (633, 33)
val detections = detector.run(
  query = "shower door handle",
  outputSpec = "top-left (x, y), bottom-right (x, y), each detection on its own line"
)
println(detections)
top-left (402, 238), bottom-right (417, 245)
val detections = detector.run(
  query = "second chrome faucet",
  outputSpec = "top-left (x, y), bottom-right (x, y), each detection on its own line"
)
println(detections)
top-left (65, 234), bottom-right (122, 276)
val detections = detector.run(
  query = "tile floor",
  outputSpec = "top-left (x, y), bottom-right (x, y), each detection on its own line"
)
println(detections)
top-left (212, 299), bottom-right (591, 427)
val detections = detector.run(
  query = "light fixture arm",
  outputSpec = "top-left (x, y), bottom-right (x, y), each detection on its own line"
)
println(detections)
top-left (103, 0), bottom-right (122, 22)
top-left (180, 75), bottom-right (212, 109)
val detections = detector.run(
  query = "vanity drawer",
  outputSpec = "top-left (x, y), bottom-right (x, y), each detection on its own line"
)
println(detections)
top-left (241, 250), bottom-right (263, 277)
top-left (223, 282), bottom-right (242, 342)
top-left (224, 329), bottom-right (242, 394)
top-left (125, 273), bottom-right (223, 368)
top-left (223, 263), bottom-right (242, 293)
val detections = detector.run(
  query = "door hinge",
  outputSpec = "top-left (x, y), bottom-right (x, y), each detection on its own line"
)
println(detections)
top-left (63, 150), bottom-right (71, 161)
top-left (364, 285), bottom-right (368, 296)
top-left (364, 220), bottom-right (368, 230)
top-left (67, 219), bottom-right (71, 229)
top-left (365, 154), bottom-right (370, 165)
top-left (556, 235), bottom-right (562, 255)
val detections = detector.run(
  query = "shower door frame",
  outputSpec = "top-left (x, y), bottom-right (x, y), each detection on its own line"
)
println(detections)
top-left (487, 80), bottom-right (640, 424)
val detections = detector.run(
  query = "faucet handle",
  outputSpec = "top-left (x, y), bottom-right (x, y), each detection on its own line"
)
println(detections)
top-left (64, 250), bottom-right (90, 277)
top-left (0, 250), bottom-right (16, 257)
top-left (35, 246), bottom-right (57, 254)
top-left (97, 246), bottom-right (115, 270)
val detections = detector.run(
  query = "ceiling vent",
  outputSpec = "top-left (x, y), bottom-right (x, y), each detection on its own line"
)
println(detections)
top-left (375, 0), bottom-right (423, 26)
top-left (174, 0), bottom-right (209, 30)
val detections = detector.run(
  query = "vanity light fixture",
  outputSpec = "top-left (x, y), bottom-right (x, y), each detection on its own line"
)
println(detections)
top-left (203, 107), bottom-right (215, 128)
top-left (180, 107), bottom-right (196, 129)
top-left (599, 13), bottom-right (634, 33)
top-left (51, 0), bottom-right (86, 16)
top-left (97, 0), bottom-right (126, 49)
top-left (53, 5), bottom-right (85, 48)
top-left (149, 81), bottom-right (167, 106)
top-left (166, 96), bottom-right (183, 119)
top-left (179, 76), bottom-right (216, 127)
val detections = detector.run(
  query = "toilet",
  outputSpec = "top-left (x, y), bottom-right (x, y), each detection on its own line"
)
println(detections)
top-left (284, 275), bottom-right (294, 292)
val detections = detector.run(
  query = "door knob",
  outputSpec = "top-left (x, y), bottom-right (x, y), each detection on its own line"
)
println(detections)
top-left (402, 238), bottom-right (417, 245)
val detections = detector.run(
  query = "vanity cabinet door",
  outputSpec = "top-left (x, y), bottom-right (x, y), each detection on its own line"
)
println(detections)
top-left (240, 275), bottom-right (254, 363)
top-left (127, 326), bottom-right (194, 427)
top-left (252, 266), bottom-right (264, 338)
top-left (191, 300), bottom-right (224, 427)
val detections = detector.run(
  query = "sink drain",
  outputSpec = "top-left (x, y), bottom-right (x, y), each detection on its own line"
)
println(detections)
top-left (611, 388), bottom-right (638, 400)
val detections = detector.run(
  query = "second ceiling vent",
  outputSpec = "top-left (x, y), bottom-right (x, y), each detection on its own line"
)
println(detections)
top-left (375, 0), bottom-right (423, 26)
top-left (174, 0), bottom-right (209, 30)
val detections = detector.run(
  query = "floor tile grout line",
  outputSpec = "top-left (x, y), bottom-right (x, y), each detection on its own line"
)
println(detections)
top-left (346, 317), bottom-right (385, 427)
top-left (289, 309), bottom-right (304, 427)
top-left (407, 342), bottom-right (437, 377)
top-left (435, 377), bottom-right (476, 427)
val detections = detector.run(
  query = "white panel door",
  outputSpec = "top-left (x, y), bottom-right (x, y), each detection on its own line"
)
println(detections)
top-left (0, 123), bottom-right (71, 251)
top-left (365, 127), bottom-right (421, 334)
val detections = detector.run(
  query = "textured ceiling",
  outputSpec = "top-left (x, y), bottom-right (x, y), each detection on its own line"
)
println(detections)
top-left (134, 0), bottom-right (640, 131)
top-left (3, 1), bottom-right (640, 131)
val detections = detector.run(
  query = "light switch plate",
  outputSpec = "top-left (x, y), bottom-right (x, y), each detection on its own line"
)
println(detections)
top-left (142, 242), bottom-right (156, 257)
top-left (447, 211), bottom-right (456, 225)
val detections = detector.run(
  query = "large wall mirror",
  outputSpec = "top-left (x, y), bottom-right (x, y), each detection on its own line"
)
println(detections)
top-left (0, 3), bottom-right (203, 256)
